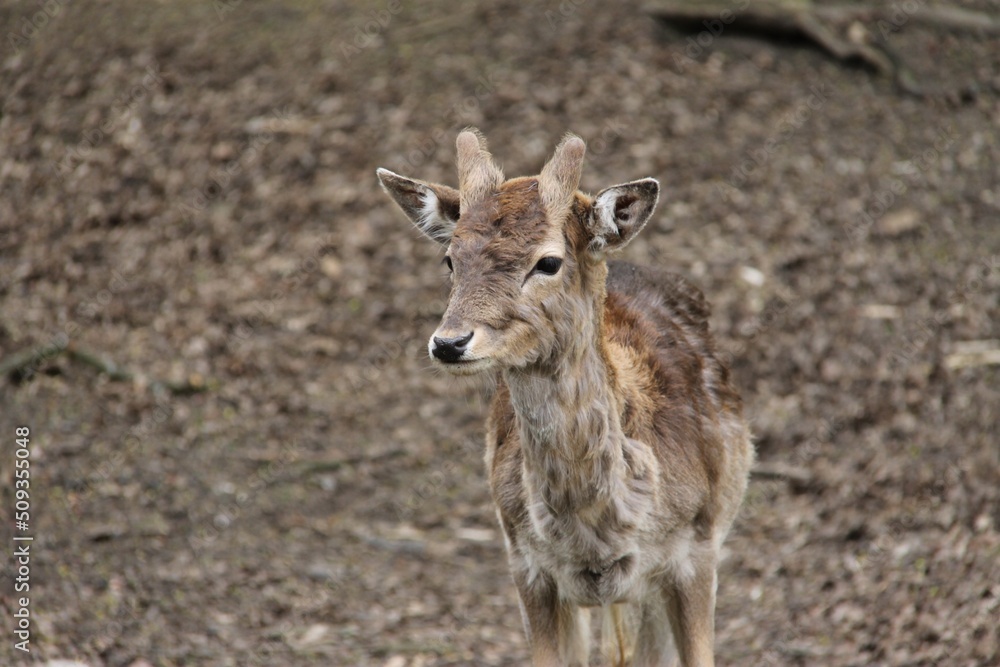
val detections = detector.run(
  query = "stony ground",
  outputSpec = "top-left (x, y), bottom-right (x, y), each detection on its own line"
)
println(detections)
top-left (1, 1), bottom-right (998, 666)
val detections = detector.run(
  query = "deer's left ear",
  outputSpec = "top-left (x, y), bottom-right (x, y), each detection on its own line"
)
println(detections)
top-left (587, 178), bottom-right (660, 253)
top-left (376, 168), bottom-right (461, 245)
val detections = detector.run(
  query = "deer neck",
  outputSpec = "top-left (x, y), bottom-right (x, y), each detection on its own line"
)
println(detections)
top-left (504, 262), bottom-right (628, 516)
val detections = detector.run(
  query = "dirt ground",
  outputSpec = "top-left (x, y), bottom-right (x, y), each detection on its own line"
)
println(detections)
top-left (1, 1), bottom-right (998, 665)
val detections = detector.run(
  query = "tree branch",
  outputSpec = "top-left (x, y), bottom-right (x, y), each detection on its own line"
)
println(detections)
top-left (0, 341), bottom-right (208, 395)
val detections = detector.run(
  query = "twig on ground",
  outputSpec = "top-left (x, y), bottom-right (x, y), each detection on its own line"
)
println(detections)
top-left (0, 341), bottom-right (208, 395)
top-left (283, 449), bottom-right (409, 478)
top-left (751, 462), bottom-right (813, 485)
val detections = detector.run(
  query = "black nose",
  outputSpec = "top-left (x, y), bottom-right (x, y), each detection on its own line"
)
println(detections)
top-left (432, 332), bottom-right (473, 363)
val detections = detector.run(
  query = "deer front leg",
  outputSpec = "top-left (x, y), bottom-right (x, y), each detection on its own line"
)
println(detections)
top-left (511, 568), bottom-right (589, 667)
top-left (632, 598), bottom-right (678, 667)
top-left (663, 553), bottom-right (718, 667)
top-left (512, 570), bottom-right (562, 666)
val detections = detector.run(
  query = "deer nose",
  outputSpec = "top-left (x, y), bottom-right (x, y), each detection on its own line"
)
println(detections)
top-left (431, 332), bottom-right (474, 363)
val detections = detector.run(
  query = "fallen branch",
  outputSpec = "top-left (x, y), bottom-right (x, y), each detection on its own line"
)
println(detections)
top-left (750, 462), bottom-right (812, 485)
top-left (65, 345), bottom-right (133, 382)
top-left (646, 1), bottom-right (1000, 36)
top-left (0, 340), bottom-right (208, 395)
top-left (645, 0), bottom-right (1000, 96)
top-left (894, 5), bottom-right (1000, 34)
top-left (283, 448), bottom-right (409, 478)
top-left (945, 350), bottom-right (1000, 370)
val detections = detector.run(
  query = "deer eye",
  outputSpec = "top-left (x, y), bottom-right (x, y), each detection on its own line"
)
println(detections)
top-left (443, 256), bottom-right (453, 272)
top-left (533, 257), bottom-right (563, 275)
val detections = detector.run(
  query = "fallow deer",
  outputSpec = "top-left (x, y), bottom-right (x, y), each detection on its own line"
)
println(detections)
top-left (377, 129), bottom-right (753, 666)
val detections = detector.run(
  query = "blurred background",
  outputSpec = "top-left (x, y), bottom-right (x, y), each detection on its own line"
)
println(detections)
top-left (1, 1), bottom-right (998, 665)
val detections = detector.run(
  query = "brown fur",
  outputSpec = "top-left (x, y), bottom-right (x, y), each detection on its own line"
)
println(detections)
top-left (377, 131), bottom-right (754, 667)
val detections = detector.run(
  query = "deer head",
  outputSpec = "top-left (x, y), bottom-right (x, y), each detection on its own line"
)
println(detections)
top-left (377, 129), bottom-right (659, 375)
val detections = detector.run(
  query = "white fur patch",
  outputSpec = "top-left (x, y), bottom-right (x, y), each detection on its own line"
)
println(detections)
top-left (417, 190), bottom-right (439, 227)
top-left (664, 527), bottom-right (697, 583)
top-left (416, 189), bottom-right (454, 243)
top-left (590, 195), bottom-right (620, 251)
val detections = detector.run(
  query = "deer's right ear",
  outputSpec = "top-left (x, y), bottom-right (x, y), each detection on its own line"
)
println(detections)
top-left (587, 178), bottom-right (660, 254)
top-left (376, 168), bottom-right (461, 245)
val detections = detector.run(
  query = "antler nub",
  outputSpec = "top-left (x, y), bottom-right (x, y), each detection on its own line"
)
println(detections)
top-left (456, 128), bottom-right (504, 214)
top-left (539, 133), bottom-right (587, 221)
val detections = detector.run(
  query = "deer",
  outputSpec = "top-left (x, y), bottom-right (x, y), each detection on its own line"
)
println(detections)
top-left (377, 129), bottom-right (754, 667)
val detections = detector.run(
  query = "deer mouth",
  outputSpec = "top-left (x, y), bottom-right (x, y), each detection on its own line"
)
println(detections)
top-left (434, 356), bottom-right (495, 376)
